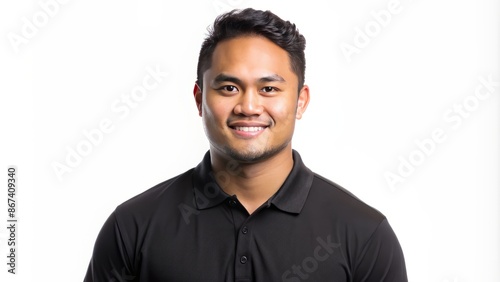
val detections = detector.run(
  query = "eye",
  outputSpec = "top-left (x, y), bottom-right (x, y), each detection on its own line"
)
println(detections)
top-left (261, 86), bottom-right (277, 93)
top-left (220, 85), bottom-right (238, 92)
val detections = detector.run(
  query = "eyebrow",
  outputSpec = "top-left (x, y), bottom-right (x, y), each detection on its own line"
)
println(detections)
top-left (213, 74), bottom-right (242, 85)
top-left (258, 74), bottom-right (286, 83)
top-left (212, 73), bottom-right (286, 86)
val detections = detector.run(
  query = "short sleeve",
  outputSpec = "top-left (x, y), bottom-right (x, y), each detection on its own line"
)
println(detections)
top-left (353, 219), bottom-right (407, 282)
top-left (84, 211), bottom-right (138, 282)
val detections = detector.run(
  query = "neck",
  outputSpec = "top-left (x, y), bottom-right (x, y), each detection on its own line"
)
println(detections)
top-left (210, 146), bottom-right (294, 214)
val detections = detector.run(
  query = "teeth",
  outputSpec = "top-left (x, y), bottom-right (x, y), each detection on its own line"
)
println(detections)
top-left (235, 126), bottom-right (265, 132)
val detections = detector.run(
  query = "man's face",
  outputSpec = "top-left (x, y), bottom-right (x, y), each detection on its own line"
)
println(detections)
top-left (194, 35), bottom-right (309, 163)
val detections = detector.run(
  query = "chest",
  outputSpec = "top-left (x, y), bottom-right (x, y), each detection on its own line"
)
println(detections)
top-left (137, 207), bottom-right (350, 282)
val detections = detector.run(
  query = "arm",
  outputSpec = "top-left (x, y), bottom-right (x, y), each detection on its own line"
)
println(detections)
top-left (84, 211), bottom-right (138, 282)
top-left (353, 219), bottom-right (407, 282)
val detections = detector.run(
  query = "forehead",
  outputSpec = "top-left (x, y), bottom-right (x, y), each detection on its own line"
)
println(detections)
top-left (205, 35), bottom-right (296, 83)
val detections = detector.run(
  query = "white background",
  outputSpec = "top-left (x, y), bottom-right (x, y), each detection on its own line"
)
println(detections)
top-left (0, 0), bottom-right (498, 281)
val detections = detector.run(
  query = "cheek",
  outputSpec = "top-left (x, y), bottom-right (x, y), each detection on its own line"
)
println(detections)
top-left (204, 97), bottom-right (230, 124)
top-left (267, 98), bottom-right (297, 125)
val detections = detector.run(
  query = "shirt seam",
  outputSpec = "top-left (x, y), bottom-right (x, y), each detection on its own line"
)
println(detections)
top-left (352, 217), bottom-right (388, 275)
top-left (111, 211), bottom-right (136, 276)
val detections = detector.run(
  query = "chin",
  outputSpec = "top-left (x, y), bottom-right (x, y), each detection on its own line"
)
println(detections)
top-left (223, 143), bottom-right (289, 163)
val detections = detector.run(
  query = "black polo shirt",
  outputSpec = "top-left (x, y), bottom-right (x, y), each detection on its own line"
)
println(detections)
top-left (84, 150), bottom-right (407, 281)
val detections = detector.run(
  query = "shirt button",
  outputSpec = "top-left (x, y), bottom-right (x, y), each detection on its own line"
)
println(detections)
top-left (240, 256), bottom-right (248, 264)
top-left (228, 199), bottom-right (237, 207)
top-left (241, 226), bottom-right (248, 234)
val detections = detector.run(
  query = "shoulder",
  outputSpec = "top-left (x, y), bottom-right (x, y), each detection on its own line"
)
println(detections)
top-left (305, 173), bottom-right (407, 273)
top-left (114, 168), bottom-right (194, 221)
top-left (306, 172), bottom-right (386, 226)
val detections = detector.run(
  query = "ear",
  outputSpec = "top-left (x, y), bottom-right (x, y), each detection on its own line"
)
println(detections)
top-left (193, 82), bottom-right (202, 117)
top-left (296, 85), bottom-right (310, 120)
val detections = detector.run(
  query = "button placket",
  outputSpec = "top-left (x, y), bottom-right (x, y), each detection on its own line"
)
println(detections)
top-left (234, 218), bottom-right (252, 280)
top-left (228, 199), bottom-right (237, 207)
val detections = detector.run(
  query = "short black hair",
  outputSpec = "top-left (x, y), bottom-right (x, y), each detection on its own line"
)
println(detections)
top-left (196, 8), bottom-right (306, 91)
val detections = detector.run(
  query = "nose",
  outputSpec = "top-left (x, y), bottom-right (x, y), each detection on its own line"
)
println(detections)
top-left (233, 89), bottom-right (264, 116)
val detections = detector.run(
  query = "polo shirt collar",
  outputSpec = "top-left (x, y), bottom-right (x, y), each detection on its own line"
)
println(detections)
top-left (192, 151), bottom-right (230, 210)
top-left (192, 150), bottom-right (314, 214)
top-left (270, 150), bottom-right (314, 214)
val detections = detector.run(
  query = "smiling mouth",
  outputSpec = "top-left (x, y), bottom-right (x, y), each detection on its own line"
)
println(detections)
top-left (233, 126), bottom-right (266, 132)
top-left (229, 125), bottom-right (269, 138)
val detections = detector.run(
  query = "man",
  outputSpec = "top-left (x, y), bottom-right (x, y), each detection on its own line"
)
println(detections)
top-left (84, 8), bottom-right (407, 281)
